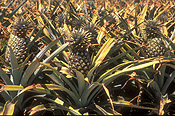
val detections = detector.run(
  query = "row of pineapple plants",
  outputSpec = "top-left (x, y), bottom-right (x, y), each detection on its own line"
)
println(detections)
top-left (0, 0), bottom-right (175, 115)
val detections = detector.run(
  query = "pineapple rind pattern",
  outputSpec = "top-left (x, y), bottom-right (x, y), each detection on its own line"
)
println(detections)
top-left (144, 38), bottom-right (165, 58)
top-left (68, 28), bottom-right (92, 75)
top-left (144, 20), bottom-right (160, 39)
top-left (5, 21), bottom-right (31, 64)
top-left (143, 20), bottom-right (166, 58)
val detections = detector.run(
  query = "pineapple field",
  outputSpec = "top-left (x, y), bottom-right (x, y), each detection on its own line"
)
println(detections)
top-left (0, 0), bottom-right (175, 115)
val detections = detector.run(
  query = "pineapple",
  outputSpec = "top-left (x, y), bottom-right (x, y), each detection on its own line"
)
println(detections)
top-left (83, 22), bottom-right (99, 54)
top-left (143, 20), bottom-right (166, 58)
top-left (5, 19), bottom-right (32, 64)
top-left (67, 28), bottom-right (92, 75)
top-left (144, 38), bottom-right (166, 58)
top-left (144, 20), bottom-right (160, 39)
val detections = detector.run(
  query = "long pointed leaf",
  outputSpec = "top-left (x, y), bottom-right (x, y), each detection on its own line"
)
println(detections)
top-left (32, 37), bottom-right (60, 61)
top-left (103, 59), bottom-right (170, 85)
top-left (21, 60), bottom-right (40, 87)
top-left (0, 67), bottom-right (12, 85)
top-left (8, 0), bottom-right (27, 18)
top-left (39, 63), bottom-right (79, 98)
top-left (9, 47), bottom-right (20, 85)
top-left (74, 70), bottom-right (85, 96)
top-left (2, 101), bottom-right (15, 115)
top-left (81, 82), bottom-right (101, 106)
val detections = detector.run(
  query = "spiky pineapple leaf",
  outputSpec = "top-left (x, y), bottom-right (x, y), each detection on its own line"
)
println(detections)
top-left (28, 28), bottom-right (43, 51)
top-left (102, 58), bottom-right (170, 85)
top-left (9, 47), bottom-right (20, 85)
top-left (1, 101), bottom-right (16, 115)
top-left (32, 84), bottom-right (81, 107)
top-left (18, 54), bottom-right (32, 78)
top-left (81, 82), bottom-right (102, 106)
top-left (0, 67), bottom-right (12, 85)
top-left (42, 42), bottom-right (69, 63)
top-left (8, 0), bottom-right (27, 18)
top-left (28, 103), bottom-right (81, 115)
top-left (0, 85), bottom-right (24, 91)
top-left (21, 60), bottom-right (40, 86)
top-left (32, 37), bottom-right (60, 61)
top-left (93, 38), bottom-right (116, 67)
top-left (162, 71), bottom-right (175, 95)
top-left (39, 62), bottom-right (79, 99)
top-left (73, 70), bottom-right (85, 96)
top-left (94, 104), bottom-right (116, 115)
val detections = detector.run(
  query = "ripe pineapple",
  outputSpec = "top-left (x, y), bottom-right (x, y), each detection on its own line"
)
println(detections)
top-left (144, 38), bottom-right (166, 58)
top-left (5, 19), bottom-right (32, 64)
top-left (67, 28), bottom-right (92, 75)
top-left (83, 22), bottom-right (99, 54)
top-left (143, 20), bottom-right (166, 58)
top-left (144, 20), bottom-right (160, 39)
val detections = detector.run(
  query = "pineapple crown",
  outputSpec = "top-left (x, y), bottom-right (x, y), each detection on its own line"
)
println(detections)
top-left (11, 18), bottom-right (33, 38)
top-left (83, 22), bottom-right (98, 36)
top-left (66, 28), bottom-right (92, 50)
top-left (73, 16), bottom-right (86, 29)
top-left (54, 14), bottom-right (65, 27)
top-left (144, 20), bottom-right (161, 38)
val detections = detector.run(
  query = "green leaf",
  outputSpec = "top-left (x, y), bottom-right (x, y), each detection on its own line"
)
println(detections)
top-left (149, 80), bottom-right (161, 101)
top-left (39, 63), bottom-right (79, 98)
top-left (8, 0), bottom-right (27, 18)
top-left (74, 70), bottom-right (85, 96)
top-left (81, 82), bottom-right (101, 106)
top-left (87, 66), bottom-right (98, 83)
top-left (97, 61), bottom-right (132, 82)
top-left (158, 65), bottom-right (166, 89)
top-left (0, 67), bottom-right (13, 85)
top-left (30, 42), bottom-right (69, 85)
top-left (46, 73), bottom-right (64, 86)
top-left (33, 84), bottom-right (81, 107)
top-left (18, 54), bottom-right (32, 78)
top-left (102, 58), bottom-right (170, 86)
top-left (0, 91), bottom-right (11, 102)
top-left (32, 38), bottom-right (60, 61)
top-left (162, 71), bottom-right (175, 95)
top-left (28, 103), bottom-right (81, 115)
top-left (28, 28), bottom-right (43, 51)
top-left (43, 42), bottom-right (69, 63)
top-left (93, 38), bottom-right (116, 67)
top-left (9, 47), bottom-right (20, 85)
top-left (21, 60), bottom-right (40, 87)
top-left (21, 94), bottom-right (47, 108)
top-left (0, 57), bottom-right (9, 67)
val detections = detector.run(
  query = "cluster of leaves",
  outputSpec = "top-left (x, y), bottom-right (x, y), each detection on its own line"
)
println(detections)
top-left (0, 0), bottom-right (175, 115)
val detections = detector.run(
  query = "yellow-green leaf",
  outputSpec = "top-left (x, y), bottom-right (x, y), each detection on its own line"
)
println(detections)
top-left (2, 101), bottom-right (16, 115)
top-left (1, 85), bottom-right (24, 91)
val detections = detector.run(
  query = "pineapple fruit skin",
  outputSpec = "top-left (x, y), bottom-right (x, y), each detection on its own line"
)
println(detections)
top-left (68, 28), bottom-right (92, 75)
top-left (5, 21), bottom-right (31, 64)
top-left (5, 34), bottom-right (28, 64)
top-left (144, 38), bottom-right (165, 58)
top-left (143, 20), bottom-right (166, 58)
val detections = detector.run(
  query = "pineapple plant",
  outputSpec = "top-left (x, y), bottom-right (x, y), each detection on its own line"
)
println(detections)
top-left (83, 22), bottom-right (99, 54)
top-left (143, 20), bottom-right (166, 58)
top-left (67, 28), bottom-right (92, 75)
top-left (5, 19), bottom-right (32, 64)
top-left (144, 37), bottom-right (166, 58)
